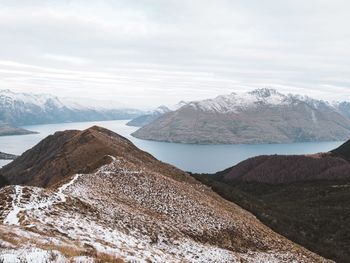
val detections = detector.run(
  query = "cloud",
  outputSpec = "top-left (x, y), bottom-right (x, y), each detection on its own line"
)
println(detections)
top-left (43, 54), bottom-right (90, 65)
top-left (0, 0), bottom-right (349, 107)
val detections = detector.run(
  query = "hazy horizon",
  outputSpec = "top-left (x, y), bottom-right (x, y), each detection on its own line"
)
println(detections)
top-left (1, 0), bottom-right (350, 108)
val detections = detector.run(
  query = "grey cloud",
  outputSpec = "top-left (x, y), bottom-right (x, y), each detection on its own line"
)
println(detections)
top-left (0, 0), bottom-right (349, 107)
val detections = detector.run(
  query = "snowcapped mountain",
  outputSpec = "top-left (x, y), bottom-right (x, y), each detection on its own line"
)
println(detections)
top-left (188, 88), bottom-right (330, 114)
top-left (333, 101), bottom-right (350, 120)
top-left (0, 126), bottom-right (329, 262)
top-left (132, 88), bottom-right (350, 144)
top-left (0, 89), bottom-right (143, 126)
top-left (127, 101), bottom-right (188, 127)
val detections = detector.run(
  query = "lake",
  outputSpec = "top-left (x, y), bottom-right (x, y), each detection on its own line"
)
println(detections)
top-left (0, 120), bottom-right (345, 173)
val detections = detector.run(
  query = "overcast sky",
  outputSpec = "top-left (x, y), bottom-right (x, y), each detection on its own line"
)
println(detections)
top-left (0, 0), bottom-right (349, 109)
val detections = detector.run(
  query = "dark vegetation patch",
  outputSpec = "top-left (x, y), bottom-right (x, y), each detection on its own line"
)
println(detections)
top-left (0, 175), bottom-right (8, 188)
top-left (192, 173), bottom-right (350, 263)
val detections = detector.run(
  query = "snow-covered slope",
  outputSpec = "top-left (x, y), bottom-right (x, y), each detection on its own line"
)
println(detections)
top-left (189, 89), bottom-right (330, 114)
top-left (133, 88), bottom-right (350, 144)
top-left (0, 126), bottom-right (330, 262)
top-left (0, 89), bottom-right (142, 126)
top-left (127, 101), bottom-right (188, 127)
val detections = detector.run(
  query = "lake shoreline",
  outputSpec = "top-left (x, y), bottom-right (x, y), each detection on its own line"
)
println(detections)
top-left (0, 120), bottom-right (344, 173)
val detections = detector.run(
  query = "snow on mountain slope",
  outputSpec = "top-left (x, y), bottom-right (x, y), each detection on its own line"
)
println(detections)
top-left (133, 88), bottom-right (350, 144)
top-left (0, 157), bottom-right (329, 263)
top-left (127, 101), bottom-right (188, 127)
top-left (0, 89), bottom-right (142, 126)
top-left (189, 88), bottom-right (331, 114)
top-left (0, 89), bottom-right (65, 109)
top-left (0, 126), bottom-right (331, 262)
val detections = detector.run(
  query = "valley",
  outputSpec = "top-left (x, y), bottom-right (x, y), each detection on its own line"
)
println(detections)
top-left (1, 1), bottom-right (349, 262)
top-left (193, 145), bottom-right (350, 263)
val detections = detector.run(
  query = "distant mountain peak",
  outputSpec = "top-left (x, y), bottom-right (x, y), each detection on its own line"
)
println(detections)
top-left (127, 100), bottom-right (189, 127)
top-left (0, 89), bottom-right (142, 126)
top-left (188, 88), bottom-right (290, 114)
top-left (133, 88), bottom-right (350, 144)
top-left (248, 88), bottom-right (280, 97)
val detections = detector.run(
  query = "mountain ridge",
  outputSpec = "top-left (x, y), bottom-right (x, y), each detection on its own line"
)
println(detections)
top-left (1, 125), bottom-right (192, 187)
top-left (0, 126), bottom-right (330, 262)
top-left (193, 139), bottom-right (350, 262)
top-left (127, 101), bottom-right (188, 127)
top-left (133, 88), bottom-right (350, 144)
top-left (0, 89), bottom-right (143, 126)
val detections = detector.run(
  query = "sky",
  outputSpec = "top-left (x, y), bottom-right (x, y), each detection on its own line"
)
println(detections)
top-left (0, 0), bottom-right (349, 109)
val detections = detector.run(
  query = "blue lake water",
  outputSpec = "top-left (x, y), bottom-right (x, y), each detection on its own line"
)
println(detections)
top-left (0, 120), bottom-right (345, 173)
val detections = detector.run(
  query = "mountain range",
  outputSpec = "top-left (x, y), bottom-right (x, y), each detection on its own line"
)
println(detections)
top-left (0, 89), bottom-right (143, 126)
top-left (193, 141), bottom-right (350, 263)
top-left (0, 126), bottom-right (329, 262)
top-left (133, 88), bottom-right (350, 144)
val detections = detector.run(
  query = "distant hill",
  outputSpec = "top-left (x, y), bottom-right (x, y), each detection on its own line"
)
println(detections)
top-left (0, 126), bottom-right (328, 262)
top-left (133, 88), bottom-right (350, 144)
top-left (0, 89), bottom-right (143, 126)
top-left (193, 139), bottom-right (350, 263)
top-left (126, 105), bottom-right (171, 127)
top-left (127, 101), bottom-right (187, 127)
top-left (217, 153), bottom-right (350, 184)
top-left (0, 151), bottom-right (17, 160)
top-left (0, 126), bottom-right (191, 187)
top-left (0, 122), bottom-right (37, 136)
top-left (331, 139), bottom-right (350, 161)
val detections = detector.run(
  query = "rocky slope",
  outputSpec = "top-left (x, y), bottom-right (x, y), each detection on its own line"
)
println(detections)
top-left (0, 126), bottom-right (330, 262)
top-left (193, 140), bottom-right (350, 263)
top-left (0, 89), bottom-right (142, 126)
top-left (127, 101), bottom-right (187, 127)
top-left (133, 88), bottom-right (350, 144)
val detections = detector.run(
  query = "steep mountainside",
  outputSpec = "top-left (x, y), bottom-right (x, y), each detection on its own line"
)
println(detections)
top-left (193, 140), bottom-right (350, 263)
top-left (0, 123), bottom-right (36, 136)
top-left (0, 127), bottom-right (330, 262)
top-left (334, 101), bottom-right (350, 120)
top-left (127, 101), bottom-right (187, 127)
top-left (133, 88), bottom-right (350, 144)
top-left (0, 89), bottom-right (142, 126)
top-left (0, 126), bottom-right (189, 187)
top-left (331, 139), bottom-right (350, 161)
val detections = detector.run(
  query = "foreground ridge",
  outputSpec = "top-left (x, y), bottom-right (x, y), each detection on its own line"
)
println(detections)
top-left (0, 126), bottom-right (332, 262)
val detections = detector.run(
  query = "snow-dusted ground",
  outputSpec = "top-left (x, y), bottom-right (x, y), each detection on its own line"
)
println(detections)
top-left (0, 155), bottom-right (331, 262)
